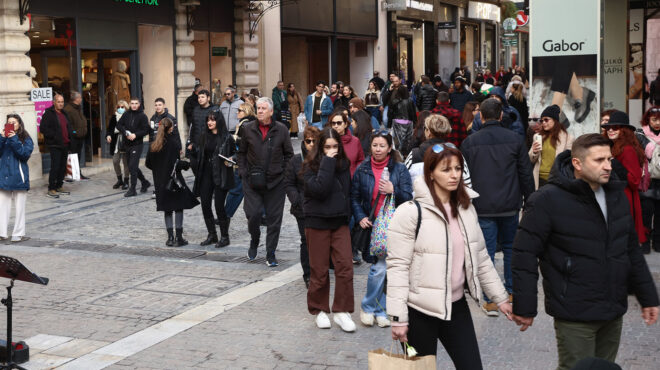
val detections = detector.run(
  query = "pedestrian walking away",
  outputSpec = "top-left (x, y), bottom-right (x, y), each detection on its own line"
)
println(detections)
top-left (117, 97), bottom-right (152, 197)
top-left (512, 133), bottom-right (659, 370)
top-left (0, 114), bottom-right (33, 243)
top-left (39, 93), bottom-right (73, 198)
top-left (302, 127), bottom-right (355, 332)
top-left (192, 110), bottom-right (236, 248)
top-left (146, 118), bottom-right (198, 247)
top-left (107, 100), bottom-right (130, 190)
top-left (351, 131), bottom-right (412, 328)
top-left (388, 144), bottom-right (512, 369)
top-left (63, 90), bottom-right (90, 179)
top-left (431, 91), bottom-right (467, 147)
top-left (387, 85), bottom-right (417, 157)
top-left (285, 126), bottom-right (319, 288)
top-left (237, 97), bottom-right (294, 267)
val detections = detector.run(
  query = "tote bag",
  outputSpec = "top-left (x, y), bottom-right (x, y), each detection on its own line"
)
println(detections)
top-left (369, 195), bottom-right (395, 257)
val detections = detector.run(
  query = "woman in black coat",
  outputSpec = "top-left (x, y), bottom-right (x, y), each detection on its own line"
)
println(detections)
top-left (146, 118), bottom-right (199, 247)
top-left (193, 110), bottom-right (236, 248)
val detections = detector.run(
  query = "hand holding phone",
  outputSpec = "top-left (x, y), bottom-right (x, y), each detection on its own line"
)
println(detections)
top-left (4, 123), bottom-right (14, 138)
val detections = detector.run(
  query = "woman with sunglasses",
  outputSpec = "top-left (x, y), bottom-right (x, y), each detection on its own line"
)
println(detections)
top-left (638, 106), bottom-right (660, 253)
top-left (351, 131), bottom-right (412, 328)
top-left (327, 111), bottom-right (364, 176)
top-left (107, 100), bottom-right (130, 189)
top-left (302, 127), bottom-right (356, 332)
top-left (388, 144), bottom-right (512, 369)
top-left (192, 111), bottom-right (236, 248)
top-left (529, 105), bottom-right (574, 189)
top-left (601, 110), bottom-right (647, 247)
top-left (285, 126), bottom-right (321, 288)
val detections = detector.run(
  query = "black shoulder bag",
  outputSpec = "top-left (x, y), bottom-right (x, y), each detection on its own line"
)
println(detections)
top-left (165, 159), bottom-right (181, 193)
top-left (351, 193), bottom-right (383, 259)
top-left (248, 137), bottom-right (273, 190)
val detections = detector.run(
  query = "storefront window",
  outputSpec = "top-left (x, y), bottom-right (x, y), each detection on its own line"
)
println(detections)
top-left (28, 16), bottom-right (77, 94)
top-left (191, 31), bottom-right (233, 104)
top-left (460, 23), bottom-right (480, 71)
top-left (484, 24), bottom-right (495, 70)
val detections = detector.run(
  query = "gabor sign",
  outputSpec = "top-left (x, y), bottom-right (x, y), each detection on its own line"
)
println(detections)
top-left (542, 40), bottom-right (586, 52)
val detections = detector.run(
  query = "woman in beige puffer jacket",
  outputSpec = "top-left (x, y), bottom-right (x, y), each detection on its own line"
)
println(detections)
top-left (387, 144), bottom-right (511, 369)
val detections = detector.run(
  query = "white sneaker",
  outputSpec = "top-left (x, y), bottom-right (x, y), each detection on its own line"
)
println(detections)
top-left (333, 312), bottom-right (356, 332)
top-left (315, 312), bottom-right (331, 329)
top-left (360, 309), bottom-right (375, 326)
top-left (375, 316), bottom-right (391, 328)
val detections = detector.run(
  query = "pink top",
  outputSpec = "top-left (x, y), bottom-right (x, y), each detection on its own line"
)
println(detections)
top-left (444, 203), bottom-right (466, 302)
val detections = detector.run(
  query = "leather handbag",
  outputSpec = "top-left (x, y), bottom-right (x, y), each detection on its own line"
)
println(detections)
top-left (351, 193), bottom-right (382, 258)
top-left (165, 159), bottom-right (181, 192)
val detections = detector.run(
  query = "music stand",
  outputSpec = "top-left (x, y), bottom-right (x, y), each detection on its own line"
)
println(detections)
top-left (0, 256), bottom-right (48, 370)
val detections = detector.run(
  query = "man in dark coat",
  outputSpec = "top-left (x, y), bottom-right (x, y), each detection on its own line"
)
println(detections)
top-left (237, 96), bottom-right (294, 267)
top-left (449, 76), bottom-right (473, 113)
top-left (150, 97), bottom-right (180, 146)
top-left (183, 84), bottom-right (202, 131)
top-left (62, 91), bottom-right (89, 179)
top-left (416, 75), bottom-right (437, 111)
top-left (117, 97), bottom-right (151, 197)
top-left (460, 98), bottom-right (534, 316)
top-left (40, 93), bottom-right (73, 198)
top-left (188, 90), bottom-right (219, 162)
top-left (512, 134), bottom-right (659, 370)
top-left (433, 74), bottom-right (449, 93)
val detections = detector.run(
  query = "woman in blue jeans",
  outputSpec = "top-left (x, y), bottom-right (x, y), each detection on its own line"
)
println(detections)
top-left (351, 131), bottom-right (412, 328)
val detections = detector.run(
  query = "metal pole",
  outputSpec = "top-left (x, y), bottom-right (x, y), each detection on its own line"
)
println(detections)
top-left (86, 91), bottom-right (93, 166)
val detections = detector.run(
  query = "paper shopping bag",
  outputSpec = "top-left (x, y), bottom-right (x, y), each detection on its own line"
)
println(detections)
top-left (66, 153), bottom-right (81, 181)
top-left (368, 348), bottom-right (436, 370)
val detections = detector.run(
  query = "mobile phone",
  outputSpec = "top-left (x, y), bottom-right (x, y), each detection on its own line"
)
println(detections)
top-left (4, 123), bottom-right (13, 137)
top-left (533, 133), bottom-right (542, 147)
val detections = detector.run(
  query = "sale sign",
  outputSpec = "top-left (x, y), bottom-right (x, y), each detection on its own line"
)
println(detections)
top-left (31, 87), bottom-right (53, 132)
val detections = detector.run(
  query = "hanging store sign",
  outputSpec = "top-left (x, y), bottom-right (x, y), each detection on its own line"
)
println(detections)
top-left (629, 8), bottom-right (645, 125)
top-left (113, 0), bottom-right (160, 6)
top-left (382, 0), bottom-right (406, 11)
top-left (602, 0), bottom-right (627, 113)
top-left (437, 22), bottom-right (457, 29)
top-left (468, 2), bottom-right (501, 22)
top-left (31, 88), bottom-right (53, 132)
top-left (407, 0), bottom-right (433, 12)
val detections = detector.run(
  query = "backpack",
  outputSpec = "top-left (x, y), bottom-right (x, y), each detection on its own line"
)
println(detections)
top-left (649, 144), bottom-right (660, 179)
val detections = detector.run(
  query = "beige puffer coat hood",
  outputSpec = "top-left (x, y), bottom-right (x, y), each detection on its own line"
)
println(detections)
top-left (386, 177), bottom-right (508, 322)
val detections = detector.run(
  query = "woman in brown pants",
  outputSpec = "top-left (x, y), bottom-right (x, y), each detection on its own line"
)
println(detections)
top-left (302, 127), bottom-right (356, 332)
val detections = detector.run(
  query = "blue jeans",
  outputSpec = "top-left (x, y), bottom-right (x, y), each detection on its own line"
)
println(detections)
top-left (224, 172), bottom-right (244, 218)
top-left (361, 257), bottom-right (387, 317)
top-left (478, 215), bottom-right (518, 302)
top-left (310, 122), bottom-right (323, 129)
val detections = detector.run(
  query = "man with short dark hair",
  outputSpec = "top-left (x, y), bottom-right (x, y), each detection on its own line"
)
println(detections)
top-left (150, 97), bottom-right (180, 145)
top-left (272, 81), bottom-right (289, 127)
top-left (416, 75), bottom-right (437, 111)
top-left (220, 87), bottom-right (242, 132)
top-left (512, 133), bottom-right (659, 370)
top-left (40, 93), bottom-right (73, 198)
top-left (304, 81), bottom-right (333, 128)
top-left (381, 75), bottom-right (401, 107)
top-left (188, 89), bottom-right (219, 154)
top-left (460, 97), bottom-right (535, 316)
top-left (449, 76), bottom-right (473, 113)
top-left (184, 84), bottom-right (202, 128)
top-left (431, 91), bottom-right (466, 146)
top-left (117, 97), bottom-right (151, 197)
top-left (238, 97), bottom-right (294, 267)
top-left (63, 90), bottom-right (90, 179)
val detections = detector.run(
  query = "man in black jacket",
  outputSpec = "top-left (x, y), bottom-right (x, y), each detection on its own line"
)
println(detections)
top-left (416, 75), bottom-right (437, 111)
top-left (188, 90), bottom-right (218, 155)
top-left (460, 98), bottom-right (534, 316)
top-left (512, 134), bottom-right (659, 370)
top-left (40, 93), bottom-right (73, 198)
top-left (117, 97), bottom-right (151, 197)
top-left (150, 97), bottom-right (180, 146)
top-left (238, 97), bottom-right (294, 267)
top-left (449, 76), bottom-right (474, 113)
top-left (183, 84), bottom-right (202, 129)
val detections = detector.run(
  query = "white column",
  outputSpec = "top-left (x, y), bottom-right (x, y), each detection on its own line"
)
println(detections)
top-left (374, 2), bottom-right (388, 78)
top-left (258, 3), bottom-right (281, 96)
top-left (175, 0), bottom-right (196, 142)
top-left (234, 0), bottom-right (260, 94)
top-left (0, 0), bottom-right (41, 179)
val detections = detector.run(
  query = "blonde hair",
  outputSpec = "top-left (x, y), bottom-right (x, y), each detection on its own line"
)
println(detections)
top-left (424, 114), bottom-right (452, 138)
top-left (511, 82), bottom-right (524, 102)
top-left (117, 99), bottom-right (129, 109)
top-left (239, 103), bottom-right (255, 117)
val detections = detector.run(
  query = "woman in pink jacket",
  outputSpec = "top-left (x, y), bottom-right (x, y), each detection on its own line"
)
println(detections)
top-left (327, 111), bottom-right (364, 176)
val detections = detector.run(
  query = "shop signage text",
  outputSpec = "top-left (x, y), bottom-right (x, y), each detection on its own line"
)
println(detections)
top-left (407, 0), bottom-right (432, 12)
top-left (382, 0), bottom-right (406, 11)
top-left (468, 2), bottom-right (501, 22)
top-left (212, 47), bottom-right (228, 56)
top-left (437, 22), bottom-right (456, 29)
top-left (542, 39), bottom-right (586, 52)
top-left (31, 88), bottom-right (53, 130)
top-left (114, 0), bottom-right (160, 6)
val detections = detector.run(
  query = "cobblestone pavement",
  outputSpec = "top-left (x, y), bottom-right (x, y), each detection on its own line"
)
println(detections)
top-left (0, 140), bottom-right (657, 369)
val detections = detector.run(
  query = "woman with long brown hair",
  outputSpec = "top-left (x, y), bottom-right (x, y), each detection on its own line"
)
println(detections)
top-left (461, 101), bottom-right (479, 133)
top-left (388, 144), bottom-right (511, 369)
top-left (146, 118), bottom-right (198, 247)
top-left (602, 110), bottom-right (647, 245)
top-left (287, 83), bottom-right (304, 138)
top-left (529, 105), bottom-right (574, 188)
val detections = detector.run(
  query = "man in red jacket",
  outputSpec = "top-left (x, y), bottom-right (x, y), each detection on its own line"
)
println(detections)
top-left (431, 92), bottom-right (467, 147)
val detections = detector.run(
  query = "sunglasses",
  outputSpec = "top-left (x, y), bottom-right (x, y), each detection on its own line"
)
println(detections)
top-left (304, 139), bottom-right (315, 144)
top-left (373, 129), bottom-right (390, 136)
top-left (331, 120), bottom-right (344, 126)
top-left (432, 143), bottom-right (458, 153)
top-left (528, 118), bottom-right (539, 122)
top-left (605, 126), bottom-right (621, 131)
top-left (238, 109), bottom-right (245, 113)
top-left (540, 118), bottom-right (553, 123)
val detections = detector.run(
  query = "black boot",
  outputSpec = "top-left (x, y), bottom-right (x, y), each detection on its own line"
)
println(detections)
top-left (140, 179), bottom-right (151, 193)
top-left (200, 218), bottom-right (218, 246)
top-left (175, 228), bottom-right (188, 247)
top-left (122, 177), bottom-right (129, 190)
top-left (124, 187), bottom-right (137, 197)
top-left (166, 228), bottom-right (175, 246)
top-left (216, 218), bottom-right (230, 248)
top-left (113, 176), bottom-right (123, 189)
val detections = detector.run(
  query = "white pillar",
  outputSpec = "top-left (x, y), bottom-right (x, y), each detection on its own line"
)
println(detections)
top-left (0, 0), bottom-right (41, 179)
top-left (234, 0), bottom-right (260, 94)
top-left (175, 0), bottom-right (196, 142)
top-left (374, 2), bottom-right (388, 78)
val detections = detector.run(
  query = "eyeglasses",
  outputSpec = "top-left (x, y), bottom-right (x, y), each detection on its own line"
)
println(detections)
top-left (540, 118), bottom-right (553, 123)
top-left (432, 143), bottom-right (458, 153)
top-left (331, 120), bottom-right (344, 126)
top-left (304, 139), bottom-right (315, 144)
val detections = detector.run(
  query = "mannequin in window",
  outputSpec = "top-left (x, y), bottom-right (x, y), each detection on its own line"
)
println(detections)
top-left (30, 66), bottom-right (39, 88)
top-left (111, 60), bottom-right (131, 104)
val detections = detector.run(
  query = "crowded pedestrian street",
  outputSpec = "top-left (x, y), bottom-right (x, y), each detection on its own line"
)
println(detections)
top-left (1, 163), bottom-right (658, 369)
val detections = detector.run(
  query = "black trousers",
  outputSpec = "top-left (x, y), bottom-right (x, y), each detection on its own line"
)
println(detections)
top-left (641, 196), bottom-right (660, 245)
top-left (295, 216), bottom-right (311, 278)
top-left (407, 298), bottom-right (483, 370)
top-left (126, 144), bottom-right (146, 189)
top-left (48, 146), bottom-right (68, 190)
top-left (243, 179), bottom-right (286, 255)
top-left (71, 137), bottom-right (85, 166)
top-left (199, 169), bottom-right (228, 231)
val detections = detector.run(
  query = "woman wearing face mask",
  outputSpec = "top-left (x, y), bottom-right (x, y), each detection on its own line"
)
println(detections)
top-left (601, 110), bottom-right (647, 247)
top-left (638, 106), bottom-right (660, 253)
top-left (529, 105), bottom-right (574, 189)
top-left (388, 144), bottom-right (512, 369)
top-left (327, 111), bottom-right (364, 176)
top-left (146, 118), bottom-right (198, 247)
top-left (107, 100), bottom-right (130, 189)
top-left (0, 114), bottom-right (33, 243)
top-left (285, 126), bottom-right (320, 288)
top-left (302, 127), bottom-right (355, 332)
top-left (193, 111), bottom-right (235, 248)
top-left (351, 131), bottom-right (413, 328)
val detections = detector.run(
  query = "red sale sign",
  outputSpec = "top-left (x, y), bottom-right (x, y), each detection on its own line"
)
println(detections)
top-left (516, 10), bottom-right (529, 27)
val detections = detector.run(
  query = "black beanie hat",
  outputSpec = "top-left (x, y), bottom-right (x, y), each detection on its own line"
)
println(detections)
top-left (541, 105), bottom-right (561, 121)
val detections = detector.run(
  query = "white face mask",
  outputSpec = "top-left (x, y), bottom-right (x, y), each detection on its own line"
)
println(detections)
top-left (117, 108), bottom-right (125, 114)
